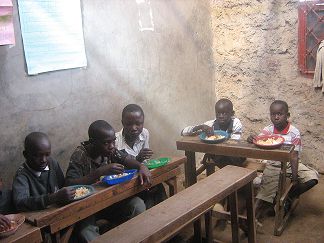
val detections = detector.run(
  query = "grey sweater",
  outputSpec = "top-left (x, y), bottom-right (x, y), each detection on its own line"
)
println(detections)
top-left (12, 158), bottom-right (65, 211)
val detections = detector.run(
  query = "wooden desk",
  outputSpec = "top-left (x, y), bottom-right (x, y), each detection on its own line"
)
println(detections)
top-left (92, 166), bottom-right (257, 243)
top-left (176, 136), bottom-right (295, 236)
top-left (0, 223), bottom-right (42, 243)
top-left (23, 156), bottom-right (186, 243)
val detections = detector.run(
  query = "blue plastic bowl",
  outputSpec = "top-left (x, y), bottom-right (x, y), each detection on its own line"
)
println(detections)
top-left (101, 169), bottom-right (137, 185)
top-left (199, 130), bottom-right (229, 144)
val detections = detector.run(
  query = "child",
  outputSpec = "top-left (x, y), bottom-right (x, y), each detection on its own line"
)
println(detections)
top-left (65, 120), bottom-right (151, 242)
top-left (12, 132), bottom-right (75, 212)
top-left (182, 98), bottom-right (245, 171)
top-left (116, 104), bottom-right (167, 208)
top-left (247, 100), bottom-right (318, 216)
top-left (116, 104), bottom-right (153, 162)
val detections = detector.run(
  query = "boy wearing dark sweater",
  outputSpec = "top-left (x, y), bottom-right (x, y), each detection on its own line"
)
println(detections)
top-left (12, 132), bottom-right (75, 211)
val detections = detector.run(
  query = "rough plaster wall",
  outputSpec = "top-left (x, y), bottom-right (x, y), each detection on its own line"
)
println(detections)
top-left (0, 0), bottom-right (214, 187)
top-left (211, 0), bottom-right (324, 172)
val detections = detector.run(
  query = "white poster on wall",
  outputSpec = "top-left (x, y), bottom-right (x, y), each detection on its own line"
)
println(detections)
top-left (17, 0), bottom-right (87, 75)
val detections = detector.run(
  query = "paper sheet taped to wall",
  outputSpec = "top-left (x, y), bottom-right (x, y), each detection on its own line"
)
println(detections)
top-left (17, 0), bottom-right (87, 75)
top-left (0, 0), bottom-right (15, 45)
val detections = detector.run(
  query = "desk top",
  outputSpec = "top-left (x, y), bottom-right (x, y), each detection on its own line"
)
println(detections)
top-left (23, 156), bottom-right (186, 231)
top-left (1, 223), bottom-right (42, 243)
top-left (176, 136), bottom-right (294, 161)
top-left (92, 165), bottom-right (257, 243)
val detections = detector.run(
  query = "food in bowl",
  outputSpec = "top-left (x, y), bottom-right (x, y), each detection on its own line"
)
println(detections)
top-left (74, 186), bottom-right (90, 199)
top-left (256, 137), bottom-right (284, 146)
top-left (205, 134), bottom-right (225, 140)
top-left (0, 220), bottom-right (16, 233)
top-left (110, 172), bottom-right (130, 178)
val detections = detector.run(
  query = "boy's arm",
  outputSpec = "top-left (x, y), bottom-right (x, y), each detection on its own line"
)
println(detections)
top-left (181, 121), bottom-right (214, 136)
top-left (121, 155), bottom-right (151, 186)
top-left (13, 175), bottom-right (51, 211)
top-left (65, 161), bottom-right (124, 186)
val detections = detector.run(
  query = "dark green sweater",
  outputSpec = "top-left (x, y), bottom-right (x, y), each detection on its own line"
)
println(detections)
top-left (12, 158), bottom-right (64, 211)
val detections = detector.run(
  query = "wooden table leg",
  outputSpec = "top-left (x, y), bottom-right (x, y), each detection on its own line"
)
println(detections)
top-left (194, 219), bottom-right (202, 243)
top-left (274, 161), bottom-right (287, 236)
top-left (185, 151), bottom-right (197, 187)
top-left (245, 182), bottom-right (256, 243)
top-left (61, 225), bottom-right (75, 243)
top-left (229, 191), bottom-right (240, 243)
top-left (185, 151), bottom-right (201, 241)
top-left (205, 210), bottom-right (213, 243)
top-left (165, 177), bottom-right (178, 196)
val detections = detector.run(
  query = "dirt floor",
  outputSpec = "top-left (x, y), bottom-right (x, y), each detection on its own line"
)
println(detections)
top-left (175, 165), bottom-right (324, 243)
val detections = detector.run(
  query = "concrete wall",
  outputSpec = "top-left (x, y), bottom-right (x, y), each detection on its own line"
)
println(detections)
top-left (0, 0), bottom-right (215, 187)
top-left (210, 0), bottom-right (324, 172)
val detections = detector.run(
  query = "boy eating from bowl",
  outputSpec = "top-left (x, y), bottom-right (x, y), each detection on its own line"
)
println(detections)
top-left (182, 98), bottom-right (246, 171)
top-left (12, 132), bottom-right (76, 212)
top-left (116, 104), bottom-right (166, 208)
top-left (65, 120), bottom-right (151, 242)
top-left (247, 100), bottom-right (318, 218)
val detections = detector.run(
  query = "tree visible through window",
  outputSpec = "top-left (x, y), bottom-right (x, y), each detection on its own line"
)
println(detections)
top-left (298, 0), bottom-right (324, 75)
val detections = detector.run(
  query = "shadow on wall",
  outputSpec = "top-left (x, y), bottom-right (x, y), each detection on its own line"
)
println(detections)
top-left (0, 0), bottom-right (215, 188)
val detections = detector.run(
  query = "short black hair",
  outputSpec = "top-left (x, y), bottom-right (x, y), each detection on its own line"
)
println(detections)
top-left (215, 98), bottom-right (233, 111)
top-left (24, 132), bottom-right (50, 152)
top-left (88, 120), bottom-right (113, 139)
top-left (270, 100), bottom-right (289, 113)
top-left (122, 104), bottom-right (144, 119)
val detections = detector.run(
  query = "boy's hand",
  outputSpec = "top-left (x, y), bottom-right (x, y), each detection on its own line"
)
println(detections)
top-left (138, 164), bottom-right (151, 186)
top-left (247, 134), bottom-right (257, 143)
top-left (100, 163), bottom-right (125, 176)
top-left (200, 125), bottom-right (214, 136)
top-left (0, 214), bottom-right (11, 232)
top-left (54, 187), bottom-right (76, 203)
top-left (136, 148), bottom-right (153, 162)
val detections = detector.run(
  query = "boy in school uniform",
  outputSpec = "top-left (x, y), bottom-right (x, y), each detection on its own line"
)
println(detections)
top-left (182, 98), bottom-right (246, 171)
top-left (65, 120), bottom-right (151, 242)
top-left (12, 132), bottom-right (76, 212)
top-left (247, 100), bottom-right (318, 216)
top-left (116, 104), bottom-right (166, 208)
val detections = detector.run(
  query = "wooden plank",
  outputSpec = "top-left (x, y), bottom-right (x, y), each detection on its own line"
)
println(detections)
top-left (176, 137), bottom-right (294, 161)
top-left (184, 151), bottom-right (196, 187)
top-left (92, 166), bottom-right (257, 243)
top-left (244, 182), bottom-right (256, 243)
top-left (229, 191), bottom-right (239, 243)
top-left (50, 167), bottom-right (181, 233)
top-left (24, 156), bottom-right (186, 227)
top-left (2, 223), bottom-right (42, 243)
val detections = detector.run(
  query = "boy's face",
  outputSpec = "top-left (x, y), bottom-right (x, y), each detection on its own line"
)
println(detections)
top-left (215, 102), bottom-right (233, 127)
top-left (24, 137), bottom-right (51, 172)
top-left (270, 103), bottom-right (289, 131)
top-left (122, 111), bottom-right (144, 140)
top-left (93, 128), bottom-right (116, 157)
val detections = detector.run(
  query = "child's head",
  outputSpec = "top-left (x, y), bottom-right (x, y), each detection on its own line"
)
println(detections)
top-left (270, 100), bottom-right (290, 131)
top-left (215, 99), bottom-right (234, 128)
top-left (121, 104), bottom-right (144, 141)
top-left (88, 120), bottom-right (116, 157)
top-left (23, 132), bottom-right (51, 172)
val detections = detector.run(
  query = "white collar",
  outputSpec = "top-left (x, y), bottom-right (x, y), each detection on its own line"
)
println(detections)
top-left (26, 163), bottom-right (49, 177)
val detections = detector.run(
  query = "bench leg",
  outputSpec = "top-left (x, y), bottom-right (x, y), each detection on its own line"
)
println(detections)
top-left (274, 161), bottom-right (287, 236)
top-left (229, 191), bottom-right (240, 243)
top-left (245, 182), bottom-right (256, 243)
top-left (185, 151), bottom-right (197, 187)
top-left (205, 210), bottom-right (213, 243)
top-left (165, 177), bottom-right (178, 196)
top-left (194, 219), bottom-right (202, 243)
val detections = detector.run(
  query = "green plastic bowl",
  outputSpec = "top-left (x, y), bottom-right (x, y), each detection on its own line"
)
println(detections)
top-left (146, 157), bottom-right (170, 169)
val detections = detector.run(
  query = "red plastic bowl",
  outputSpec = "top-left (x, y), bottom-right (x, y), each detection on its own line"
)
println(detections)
top-left (253, 135), bottom-right (285, 149)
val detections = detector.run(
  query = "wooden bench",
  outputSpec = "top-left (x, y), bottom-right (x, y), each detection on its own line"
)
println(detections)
top-left (92, 165), bottom-right (257, 243)
top-left (1, 223), bottom-right (42, 243)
